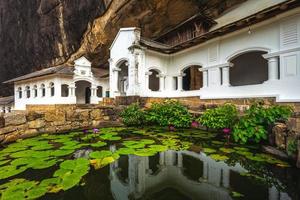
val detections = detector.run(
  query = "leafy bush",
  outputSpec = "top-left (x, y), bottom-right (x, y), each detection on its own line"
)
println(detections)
top-left (287, 140), bottom-right (298, 156)
top-left (120, 103), bottom-right (145, 126)
top-left (233, 102), bottom-right (293, 144)
top-left (145, 100), bottom-right (192, 128)
top-left (197, 104), bottom-right (238, 130)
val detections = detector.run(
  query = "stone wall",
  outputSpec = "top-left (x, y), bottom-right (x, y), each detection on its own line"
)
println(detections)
top-left (0, 104), bottom-right (122, 144)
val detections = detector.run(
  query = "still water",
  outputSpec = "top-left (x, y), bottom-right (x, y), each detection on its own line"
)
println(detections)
top-left (0, 127), bottom-right (299, 200)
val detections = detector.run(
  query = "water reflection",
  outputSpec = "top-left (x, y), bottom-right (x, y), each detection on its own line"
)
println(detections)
top-left (109, 148), bottom-right (291, 200)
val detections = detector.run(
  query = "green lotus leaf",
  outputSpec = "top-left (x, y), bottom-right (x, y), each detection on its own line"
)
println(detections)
top-left (89, 150), bottom-right (113, 159)
top-left (51, 149), bottom-right (74, 157)
top-left (140, 139), bottom-right (155, 144)
top-left (233, 147), bottom-right (250, 151)
top-left (30, 159), bottom-right (57, 170)
top-left (134, 148), bottom-right (157, 157)
top-left (148, 145), bottom-right (168, 152)
top-left (220, 148), bottom-right (235, 154)
top-left (211, 141), bottom-right (224, 145)
top-left (90, 154), bottom-right (119, 170)
top-left (123, 141), bottom-right (145, 149)
top-left (116, 148), bottom-right (135, 155)
top-left (61, 173), bottom-right (82, 191)
top-left (210, 154), bottom-right (229, 161)
top-left (0, 166), bottom-right (27, 180)
top-left (231, 191), bottom-right (244, 198)
top-left (91, 141), bottom-right (107, 148)
top-left (203, 148), bottom-right (216, 154)
top-left (0, 160), bottom-right (10, 166)
top-left (26, 185), bottom-right (48, 199)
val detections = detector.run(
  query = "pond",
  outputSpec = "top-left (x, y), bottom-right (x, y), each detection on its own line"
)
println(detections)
top-left (0, 127), bottom-right (299, 200)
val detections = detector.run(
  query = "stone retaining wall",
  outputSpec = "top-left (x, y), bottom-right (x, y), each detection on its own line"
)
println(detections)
top-left (0, 105), bottom-right (123, 144)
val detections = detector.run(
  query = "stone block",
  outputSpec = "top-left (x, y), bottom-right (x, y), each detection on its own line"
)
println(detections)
top-left (0, 124), bottom-right (28, 135)
top-left (28, 119), bottom-right (45, 129)
top-left (90, 109), bottom-right (103, 120)
top-left (26, 111), bottom-right (44, 121)
top-left (273, 123), bottom-right (287, 149)
top-left (45, 110), bottom-right (65, 122)
top-left (4, 112), bottom-right (26, 126)
top-left (20, 129), bottom-right (39, 139)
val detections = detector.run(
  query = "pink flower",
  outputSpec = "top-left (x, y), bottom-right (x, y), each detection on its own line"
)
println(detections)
top-left (168, 124), bottom-right (175, 132)
top-left (191, 121), bottom-right (199, 128)
top-left (93, 128), bottom-right (99, 134)
top-left (223, 128), bottom-right (231, 134)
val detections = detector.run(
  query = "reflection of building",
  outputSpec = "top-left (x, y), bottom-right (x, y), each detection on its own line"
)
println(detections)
top-left (4, 57), bottom-right (109, 110)
top-left (109, 149), bottom-right (291, 200)
top-left (0, 96), bottom-right (14, 113)
top-left (109, 1), bottom-right (300, 102)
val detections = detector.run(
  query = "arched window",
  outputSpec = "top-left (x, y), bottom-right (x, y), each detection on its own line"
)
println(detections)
top-left (25, 86), bottom-right (30, 98)
top-left (182, 65), bottom-right (203, 91)
top-left (97, 86), bottom-right (103, 97)
top-left (49, 82), bottom-right (55, 97)
top-left (61, 84), bottom-right (69, 97)
top-left (41, 84), bottom-right (46, 97)
top-left (33, 85), bottom-right (38, 98)
top-left (17, 87), bottom-right (22, 99)
top-left (229, 51), bottom-right (268, 86)
top-left (149, 69), bottom-right (160, 91)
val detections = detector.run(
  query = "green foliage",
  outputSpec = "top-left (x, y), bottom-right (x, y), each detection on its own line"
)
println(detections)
top-left (197, 103), bottom-right (238, 129)
top-left (145, 100), bottom-right (192, 128)
top-left (233, 102), bottom-right (293, 144)
top-left (287, 140), bottom-right (298, 156)
top-left (120, 103), bottom-right (145, 126)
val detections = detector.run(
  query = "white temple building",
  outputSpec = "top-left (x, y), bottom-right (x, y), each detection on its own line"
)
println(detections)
top-left (2, 0), bottom-right (300, 111)
top-left (4, 57), bottom-right (109, 110)
top-left (109, 0), bottom-right (300, 102)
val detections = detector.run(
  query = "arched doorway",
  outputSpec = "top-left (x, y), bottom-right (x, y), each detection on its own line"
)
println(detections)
top-left (229, 51), bottom-right (268, 86)
top-left (75, 81), bottom-right (91, 104)
top-left (149, 69), bottom-right (160, 91)
top-left (182, 65), bottom-right (203, 91)
top-left (118, 61), bottom-right (129, 96)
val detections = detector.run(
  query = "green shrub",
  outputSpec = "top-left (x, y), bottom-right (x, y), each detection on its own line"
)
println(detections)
top-left (120, 103), bottom-right (145, 126)
top-left (233, 102), bottom-right (293, 144)
top-left (197, 104), bottom-right (238, 130)
top-left (145, 100), bottom-right (192, 128)
top-left (287, 140), bottom-right (298, 156)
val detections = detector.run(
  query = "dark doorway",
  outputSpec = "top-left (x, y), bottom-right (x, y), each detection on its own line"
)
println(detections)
top-left (85, 87), bottom-right (91, 104)
top-left (182, 65), bottom-right (203, 90)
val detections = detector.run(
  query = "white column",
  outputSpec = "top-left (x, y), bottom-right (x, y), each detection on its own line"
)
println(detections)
top-left (202, 70), bottom-right (208, 88)
top-left (177, 152), bottom-right (183, 168)
top-left (90, 84), bottom-right (97, 104)
top-left (165, 75), bottom-right (174, 91)
top-left (158, 74), bottom-right (165, 91)
top-left (221, 66), bottom-right (230, 86)
top-left (113, 67), bottom-right (121, 93)
top-left (145, 71), bottom-right (152, 91)
top-left (177, 74), bottom-right (183, 91)
top-left (267, 56), bottom-right (279, 81)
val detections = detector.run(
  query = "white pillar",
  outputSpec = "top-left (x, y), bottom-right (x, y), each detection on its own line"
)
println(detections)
top-left (202, 70), bottom-right (208, 88)
top-left (221, 66), bottom-right (230, 86)
top-left (145, 71), bottom-right (152, 91)
top-left (113, 67), bottom-right (121, 93)
top-left (165, 75), bottom-right (174, 91)
top-left (177, 75), bottom-right (183, 91)
top-left (267, 57), bottom-right (279, 81)
top-left (177, 152), bottom-right (183, 168)
top-left (158, 74), bottom-right (165, 91)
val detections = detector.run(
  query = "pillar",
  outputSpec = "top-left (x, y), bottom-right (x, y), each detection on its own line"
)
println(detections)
top-left (221, 66), bottom-right (230, 86)
top-left (177, 74), bottom-right (184, 91)
top-left (267, 56), bottom-right (279, 81)
top-left (202, 70), bottom-right (208, 88)
top-left (158, 74), bottom-right (165, 91)
top-left (177, 152), bottom-right (183, 168)
top-left (145, 71), bottom-right (152, 91)
top-left (165, 75), bottom-right (174, 91)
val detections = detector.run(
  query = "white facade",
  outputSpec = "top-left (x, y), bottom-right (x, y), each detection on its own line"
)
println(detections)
top-left (13, 57), bottom-right (109, 110)
top-left (109, 4), bottom-right (300, 102)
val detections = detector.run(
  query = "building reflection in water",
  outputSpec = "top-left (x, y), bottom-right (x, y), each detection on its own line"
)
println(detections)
top-left (108, 145), bottom-right (291, 200)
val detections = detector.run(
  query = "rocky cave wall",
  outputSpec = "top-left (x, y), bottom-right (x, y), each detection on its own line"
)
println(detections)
top-left (0, 0), bottom-right (245, 96)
